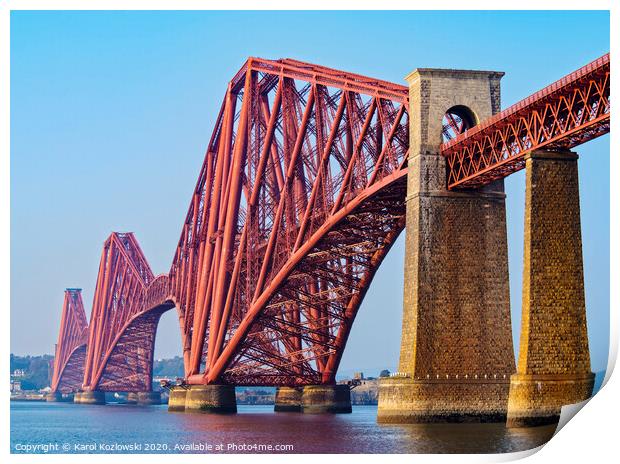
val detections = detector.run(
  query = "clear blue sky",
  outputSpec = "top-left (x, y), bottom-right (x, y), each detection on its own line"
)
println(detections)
top-left (10, 11), bottom-right (610, 375)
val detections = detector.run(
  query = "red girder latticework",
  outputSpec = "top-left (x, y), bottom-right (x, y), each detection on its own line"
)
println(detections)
top-left (81, 232), bottom-right (173, 392)
top-left (169, 57), bottom-right (410, 386)
top-left (50, 289), bottom-right (88, 393)
top-left (442, 53), bottom-right (610, 189)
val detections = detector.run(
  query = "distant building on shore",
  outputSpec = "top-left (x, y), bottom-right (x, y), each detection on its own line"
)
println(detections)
top-left (235, 388), bottom-right (275, 405)
top-left (337, 371), bottom-right (386, 405)
top-left (10, 380), bottom-right (22, 393)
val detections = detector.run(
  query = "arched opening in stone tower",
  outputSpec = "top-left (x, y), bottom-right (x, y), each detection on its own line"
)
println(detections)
top-left (442, 105), bottom-right (478, 143)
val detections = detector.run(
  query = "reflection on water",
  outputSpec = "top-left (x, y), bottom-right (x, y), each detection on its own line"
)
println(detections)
top-left (11, 402), bottom-right (557, 454)
top-left (393, 422), bottom-right (556, 454)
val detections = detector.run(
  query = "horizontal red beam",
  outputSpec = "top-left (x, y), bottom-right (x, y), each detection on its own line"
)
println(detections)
top-left (230, 57), bottom-right (409, 103)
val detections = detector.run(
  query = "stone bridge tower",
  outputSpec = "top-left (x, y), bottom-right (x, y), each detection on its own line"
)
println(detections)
top-left (377, 68), bottom-right (516, 422)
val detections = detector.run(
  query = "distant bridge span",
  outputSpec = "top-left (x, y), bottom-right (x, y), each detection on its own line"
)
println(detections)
top-left (49, 289), bottom-right (88, 395)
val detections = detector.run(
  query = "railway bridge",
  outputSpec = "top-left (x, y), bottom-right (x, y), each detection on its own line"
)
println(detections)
top-left (48, 53), bottom-right (609, 427)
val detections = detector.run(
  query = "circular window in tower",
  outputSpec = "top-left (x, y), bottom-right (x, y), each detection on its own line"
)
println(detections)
top-left (441, 105), bottom-right (477, 143)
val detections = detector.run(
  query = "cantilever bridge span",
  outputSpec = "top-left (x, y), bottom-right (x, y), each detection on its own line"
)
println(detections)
top-left (49, 289), bottom-right (89, 397)
top-left (50, 53), bottom-right (609, 424)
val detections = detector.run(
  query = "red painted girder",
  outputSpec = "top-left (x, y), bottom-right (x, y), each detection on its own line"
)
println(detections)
top-left (231, 57), bottom-right (409, 103)
top-left (50, 289), bottom-right (88, 393)
top-left (441, 53), bottom-right (610, 189)
top-left (215, 171), bottom-right (407, 386)
top-left (81, 233), bottom-right (176, 391)
top-left (169, 56), bottom-right (409, 386)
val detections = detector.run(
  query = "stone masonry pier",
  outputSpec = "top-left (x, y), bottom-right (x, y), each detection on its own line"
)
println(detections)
top-left (506, 150), bottom-right (594, 427)
top-left (378, 67), bottom-right (515, 423)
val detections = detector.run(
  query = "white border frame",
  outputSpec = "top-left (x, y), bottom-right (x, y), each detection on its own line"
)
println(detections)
top-left (1, 2), bottom-right (616, 463)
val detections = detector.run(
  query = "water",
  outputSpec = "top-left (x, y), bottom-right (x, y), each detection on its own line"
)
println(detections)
top-left (13, 372), bottom-right (605, 454)
top-left (11, 402), bottom-right (556, 454)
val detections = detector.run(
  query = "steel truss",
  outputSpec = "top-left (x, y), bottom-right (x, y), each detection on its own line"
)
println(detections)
top-left (81, 233), bottom-right (173, 391)
top-left (50, 289), bottom-right (88, 393)
top-left (442, 53), bottom-right (610, 189)
top-left (169, 57), bottom-right (409, 386)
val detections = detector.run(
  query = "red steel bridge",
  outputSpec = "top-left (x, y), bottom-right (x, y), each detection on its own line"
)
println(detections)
top-left (50, 289), bottom-right (88, 393)
top-left (50, 53), bottom-right (609, 394)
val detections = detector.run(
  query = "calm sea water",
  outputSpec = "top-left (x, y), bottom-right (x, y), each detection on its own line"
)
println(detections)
top-left (11, 373), bottom-right (604, 454)
top-left (11, 402), bottom-right (557, 454)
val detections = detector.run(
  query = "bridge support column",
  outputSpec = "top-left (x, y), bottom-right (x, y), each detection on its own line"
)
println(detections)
top-left (377, 67), bottom-right (515, 423)
top-left (74, 390), bottom-right (106, 405)
top-left (167, 387), bottom-right (187, 412)
top-left (184, 385), bottom-right (237, 413)
top-left (45, 391), bottom-right (63, 402)
top-left (301, 385), bottom-right (352, 414)
top-left (507, 150), bottom-right (594, 427)
top-left (274, 387), bottom-right (302, 412)
top-left (49, 392), bottom-right (74, 402)
top-left (126, 392), bottom-right (138, 404)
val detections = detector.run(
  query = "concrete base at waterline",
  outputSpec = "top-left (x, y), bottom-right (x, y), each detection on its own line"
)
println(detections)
top-left (168, 387), bottom-right (187, 412)
top-left (377, 377), bottom-right (510, 423)
top-left (126, 392), bottom-right (138, 404)
top-left (301, 385), bottom-right (352, 414)
top-left (506, 373), bottom-right (594, 427)
top-left (45, 392), bottom-right (64, 402)
top-left (74, 391), bottom-right (106, 405)
top-left (46, 392), bottom-right (74, 402)
top-left (274, 387), bottom-right (302, 412)
top-left (184, 385), bottom-right (237, 414)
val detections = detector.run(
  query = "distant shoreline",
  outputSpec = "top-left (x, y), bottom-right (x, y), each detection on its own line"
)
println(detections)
top-left (10, 396), bottom-right (46, 402)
